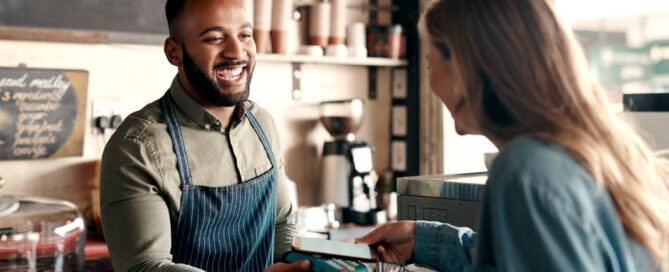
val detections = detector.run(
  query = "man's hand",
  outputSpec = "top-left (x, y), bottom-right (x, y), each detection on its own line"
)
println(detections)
top-left (355, 221), bottom-right (416, 264)
top-left (266, 260), bottom-right (311, 272)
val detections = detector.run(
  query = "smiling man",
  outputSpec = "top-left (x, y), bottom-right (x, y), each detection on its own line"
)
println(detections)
top-left (99, 0), bottom-right (308, 271)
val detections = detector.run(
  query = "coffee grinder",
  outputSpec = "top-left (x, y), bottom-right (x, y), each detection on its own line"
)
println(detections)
top-left (319, 99), bottom-right (386, 225)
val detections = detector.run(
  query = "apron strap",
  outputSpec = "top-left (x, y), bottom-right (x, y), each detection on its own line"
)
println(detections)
top-left (244, 109), bottom-right (277, 168)
top-left (160, 92), bottom-right (194, 186)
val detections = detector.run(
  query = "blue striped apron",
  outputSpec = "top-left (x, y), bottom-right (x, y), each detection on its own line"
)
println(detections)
top-left (160, 92), bottom-right (277, 271)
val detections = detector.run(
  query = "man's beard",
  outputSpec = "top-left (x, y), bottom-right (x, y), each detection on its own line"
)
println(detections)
top-left (182, 45), bottom-right (253, 107)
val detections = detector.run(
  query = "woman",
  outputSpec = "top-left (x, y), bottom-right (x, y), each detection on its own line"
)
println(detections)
top-left (356, 0), bottom-right (669, 271)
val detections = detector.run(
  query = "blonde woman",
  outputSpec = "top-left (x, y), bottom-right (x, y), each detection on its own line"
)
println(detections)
top-left (356, 0), bottom-right (669, 271)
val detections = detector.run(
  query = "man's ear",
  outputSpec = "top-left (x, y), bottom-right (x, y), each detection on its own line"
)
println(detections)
top-left (164, 37), bottom-right (182, 66)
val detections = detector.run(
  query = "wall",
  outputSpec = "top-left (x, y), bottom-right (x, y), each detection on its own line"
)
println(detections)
top-left (0, 0), bottom-right (395, 208)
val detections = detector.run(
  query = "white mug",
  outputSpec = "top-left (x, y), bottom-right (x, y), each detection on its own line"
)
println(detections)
top-left (325, 44), bottom-right (348, 57)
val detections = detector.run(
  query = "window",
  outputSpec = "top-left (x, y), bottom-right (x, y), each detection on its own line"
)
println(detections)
top-left (438, 0), bottom-right (669, 174)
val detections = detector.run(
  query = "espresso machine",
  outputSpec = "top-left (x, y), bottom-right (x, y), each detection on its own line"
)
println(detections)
top-left (319, 99), bottom-right (386, 225)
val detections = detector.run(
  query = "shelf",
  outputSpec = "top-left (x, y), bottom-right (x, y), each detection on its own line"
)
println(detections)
top-left (257, 54), bottom-right (407, 101)
top-left (257, 54), bottom-right (408, 67)
top-left (293, 0), bottom-right (398, 11)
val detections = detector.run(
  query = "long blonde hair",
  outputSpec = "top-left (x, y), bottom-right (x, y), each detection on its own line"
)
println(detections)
top-left (422, 0), bottom-right (669, 267)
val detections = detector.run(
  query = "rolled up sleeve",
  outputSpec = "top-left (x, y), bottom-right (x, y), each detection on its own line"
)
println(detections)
top-left (272, 157), bottom-right (297, 261)
top-left (414, 221), bottom-right (476, 271)
top-left (101, 135), bottom-right (202, 272)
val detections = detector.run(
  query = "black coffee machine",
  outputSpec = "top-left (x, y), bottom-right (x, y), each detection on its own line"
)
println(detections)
top-left (319, 99), bottom-right (386, 225)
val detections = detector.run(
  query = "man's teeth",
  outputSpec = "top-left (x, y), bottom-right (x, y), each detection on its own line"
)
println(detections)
top-left (218, 68), bottom-right (243, 79)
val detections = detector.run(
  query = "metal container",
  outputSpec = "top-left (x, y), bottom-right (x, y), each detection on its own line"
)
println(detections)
top-left (319, 98), bottom-right (364, 140)
top-left (396, 173), bottom-right (487, 229)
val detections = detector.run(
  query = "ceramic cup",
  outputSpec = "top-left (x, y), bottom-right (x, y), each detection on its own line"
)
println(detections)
top-left (325, 44), bottom-right (348, 57)
top-left (298, 45), bottom-right (324, 57)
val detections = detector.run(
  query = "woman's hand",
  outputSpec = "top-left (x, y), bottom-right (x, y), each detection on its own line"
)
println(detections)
top-left (355, 221), bottom-right (416, 264)
top-left (265, 260), bottom-right (310, 272)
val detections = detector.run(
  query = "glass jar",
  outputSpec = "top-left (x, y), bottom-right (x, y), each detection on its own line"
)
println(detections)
top-left (0, 197), bottom-right (86, 271)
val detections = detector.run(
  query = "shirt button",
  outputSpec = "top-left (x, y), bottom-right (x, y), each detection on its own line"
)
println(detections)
top-left (214, 120), bottom-right (221, 126)
top-left (204, 124), bottom-right (211, 130)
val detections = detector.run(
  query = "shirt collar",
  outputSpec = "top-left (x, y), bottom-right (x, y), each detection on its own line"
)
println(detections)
top-left (168, 75), bottom-right (247, 131)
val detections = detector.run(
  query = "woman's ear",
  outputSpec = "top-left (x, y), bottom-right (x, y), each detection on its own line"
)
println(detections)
top-left (164, 37), bottom-right (182, 66)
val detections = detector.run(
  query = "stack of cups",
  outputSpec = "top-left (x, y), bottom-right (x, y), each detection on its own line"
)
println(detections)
top-left (325, 0), bottom-right (347, 57)
top-left (271, 0), bottom-right (293, 54)
top-left (347, 22), bottom-right (367, 58)
top-left (309, 0), bottom-right (331, 48)
top-left (254, 0), bottom-right (272, 53)
top-left (242, 0), bottom-right (254, 26)
top-left (329, 0), bottom-right (346, 44)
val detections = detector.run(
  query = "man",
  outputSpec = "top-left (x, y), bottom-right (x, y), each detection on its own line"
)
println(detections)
top-left (100, 0), bottom-right (309, 271)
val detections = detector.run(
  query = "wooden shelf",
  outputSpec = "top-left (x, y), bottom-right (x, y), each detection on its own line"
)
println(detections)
top-left (257, 54), bottom-right (408, 67)
top-left (294, 0), bottom-right (398, 11)
top-left (0, 26), bottom-right (108, 44)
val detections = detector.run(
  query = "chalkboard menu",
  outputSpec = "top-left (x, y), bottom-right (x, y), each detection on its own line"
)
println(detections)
top-left (0, 68), bottom-right (88, 160)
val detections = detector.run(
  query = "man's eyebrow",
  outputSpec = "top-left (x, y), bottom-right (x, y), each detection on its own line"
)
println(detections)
top-left (198, 23), bottom-right (253, 37)
top-left (199, 26), bottom-right (223, 37)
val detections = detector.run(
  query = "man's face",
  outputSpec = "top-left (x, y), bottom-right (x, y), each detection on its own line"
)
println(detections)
top-left (176, 0), bottom-right (256, 107)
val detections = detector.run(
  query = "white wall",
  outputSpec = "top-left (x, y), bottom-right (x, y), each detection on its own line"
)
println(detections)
top-left (0, 40), bottom-right (393, 207)
top-left (0, 0), bottom-right (396, 207)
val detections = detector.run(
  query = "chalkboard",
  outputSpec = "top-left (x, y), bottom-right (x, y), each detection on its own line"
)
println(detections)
top-left (0, 67), bottom-right (88, 160)
top-left (0, 0), bottom-right (167, 35)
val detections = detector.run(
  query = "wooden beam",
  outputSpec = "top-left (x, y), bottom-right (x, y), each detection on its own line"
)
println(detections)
top-left (0, 26), bottom-right (108, 44)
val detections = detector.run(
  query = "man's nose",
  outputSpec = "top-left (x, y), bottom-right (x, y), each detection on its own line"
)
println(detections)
top-left (222, 38), bottom-right (245, 60)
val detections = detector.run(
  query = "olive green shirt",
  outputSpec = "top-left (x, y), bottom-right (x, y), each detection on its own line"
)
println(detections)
top-left (100, 76), bottom-right (296, 272)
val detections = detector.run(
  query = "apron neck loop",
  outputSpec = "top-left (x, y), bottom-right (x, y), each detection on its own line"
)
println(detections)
top-left (244, 109), bottom-right (277, 168)
top-left (160, 91), bottom-right (194, 186)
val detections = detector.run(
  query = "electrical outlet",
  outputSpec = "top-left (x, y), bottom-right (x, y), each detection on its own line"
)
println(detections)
top-left (91, 99), bottom-right (140, 134)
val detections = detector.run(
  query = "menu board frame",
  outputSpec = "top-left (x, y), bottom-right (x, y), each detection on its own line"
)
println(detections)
top-left (0, 67), bottom-right (88, 160)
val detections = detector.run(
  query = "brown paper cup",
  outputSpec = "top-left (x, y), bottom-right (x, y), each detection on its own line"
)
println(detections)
top-left (270, 30), bottom-right (288, 54)
top-left (254, 30), bottom-right (270, 54)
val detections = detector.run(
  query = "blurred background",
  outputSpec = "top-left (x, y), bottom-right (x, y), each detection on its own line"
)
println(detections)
top-left (443, 0), bottom-right (669, 174)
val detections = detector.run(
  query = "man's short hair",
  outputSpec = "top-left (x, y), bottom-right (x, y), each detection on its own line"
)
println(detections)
top-left (165, 0), bottom-right (187, 37)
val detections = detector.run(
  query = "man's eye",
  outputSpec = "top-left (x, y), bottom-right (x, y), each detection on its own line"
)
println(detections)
top-left (240, 33), bottom-right (252, 40)
top-left (204, 36), bottom-right (224, 42)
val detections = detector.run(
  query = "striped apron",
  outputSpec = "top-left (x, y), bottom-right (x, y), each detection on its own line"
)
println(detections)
top-left (160, 92), bottom-right (277, 271)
